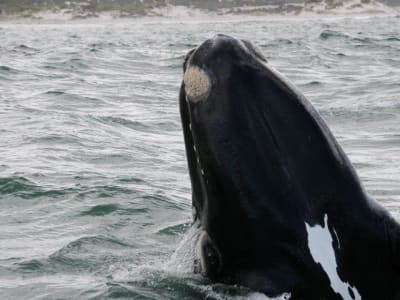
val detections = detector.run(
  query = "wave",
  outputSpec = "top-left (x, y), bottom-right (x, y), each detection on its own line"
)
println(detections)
top-left (108, 224), bottom-right (291, 300)
top-left (80, 203), bottom-right (149, 216)
top-left (0, 65), bottom-right (19, 75)
top-left (0, 176), bottom-right (75, 198)
top-left (18, 235), bottom-right (133, 274)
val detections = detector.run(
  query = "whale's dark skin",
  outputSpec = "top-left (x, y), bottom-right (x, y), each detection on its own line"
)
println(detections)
top-left (179, 34), bottom-right (400, 300)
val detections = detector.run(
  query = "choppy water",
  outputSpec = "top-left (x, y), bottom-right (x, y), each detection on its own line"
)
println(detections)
top-left (0, 16), bottom-right (400, 299)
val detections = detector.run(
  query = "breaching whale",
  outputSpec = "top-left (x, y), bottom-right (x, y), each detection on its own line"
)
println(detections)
top-left (179, 34), bottom-right (400, 300)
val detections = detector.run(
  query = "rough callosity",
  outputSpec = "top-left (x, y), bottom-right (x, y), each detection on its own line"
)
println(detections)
top-left (183, 66), bottom-right (211, 103)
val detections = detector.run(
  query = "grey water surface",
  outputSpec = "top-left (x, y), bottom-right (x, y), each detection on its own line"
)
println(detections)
top-left (0, 16), bottom-right (400, 300)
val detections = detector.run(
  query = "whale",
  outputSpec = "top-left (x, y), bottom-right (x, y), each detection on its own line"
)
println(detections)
top-left (179, 34), bottom-right (400, 300)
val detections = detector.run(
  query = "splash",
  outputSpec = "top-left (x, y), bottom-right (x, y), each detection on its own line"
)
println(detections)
top-left (111, 225), bottom-right (291, 299)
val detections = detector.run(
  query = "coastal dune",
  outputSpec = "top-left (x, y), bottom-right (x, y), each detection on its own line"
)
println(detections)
top-left (0, 0), bottom-right (399, 22)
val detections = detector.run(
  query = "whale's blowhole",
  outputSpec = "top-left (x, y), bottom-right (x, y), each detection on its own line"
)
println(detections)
top-left (183, 66), bottom-right (211, 103)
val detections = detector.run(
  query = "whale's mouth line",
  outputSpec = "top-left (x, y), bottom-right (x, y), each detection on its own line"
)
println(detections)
top-left (182, 47), bottom-right (223, 277)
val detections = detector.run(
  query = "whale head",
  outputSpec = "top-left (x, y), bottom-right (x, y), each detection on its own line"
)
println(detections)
top-left (179, 34), bottom-right (400, 298)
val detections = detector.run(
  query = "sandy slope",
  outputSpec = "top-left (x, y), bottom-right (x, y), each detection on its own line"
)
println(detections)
top-left (0, 0), bottom-right (399, 23)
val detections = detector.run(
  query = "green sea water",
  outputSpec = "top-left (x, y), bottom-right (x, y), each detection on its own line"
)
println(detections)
top-left (0, 16), bottom-right (399, 299)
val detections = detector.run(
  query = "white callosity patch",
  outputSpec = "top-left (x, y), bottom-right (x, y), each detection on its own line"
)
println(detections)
top-left (196, 231), bottom-right (208, 274)
top-left (305, 215), bottom-right (361, 300)
top-left (183, 66), bottom-right (211, 103)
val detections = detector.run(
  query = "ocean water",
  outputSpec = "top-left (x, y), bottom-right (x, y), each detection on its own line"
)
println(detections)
top-left (0, 16), bottom-right (400, 300)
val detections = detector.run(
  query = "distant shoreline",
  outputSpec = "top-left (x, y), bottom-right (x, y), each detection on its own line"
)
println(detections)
top-left (0, 2), bottom-right (399, 24)
top-left (0, 12), bottom-right (398, 25)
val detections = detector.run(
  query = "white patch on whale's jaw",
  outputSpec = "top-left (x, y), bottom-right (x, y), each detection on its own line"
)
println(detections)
top-left (183, 66), bottom-right (211, 103)
top-left (305, 215), bottom-right (362, 300)
top-left (196, 230), bottom-right (208, 275)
